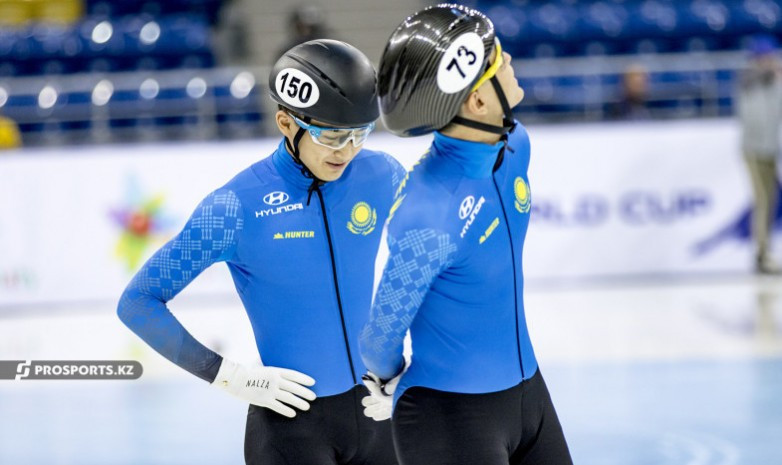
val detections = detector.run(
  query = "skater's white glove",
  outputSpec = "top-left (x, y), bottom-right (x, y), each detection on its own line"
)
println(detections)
top-left (212, 358), bottom-right (316, 418)
top-left (361, 367), bottom-right (406, 421)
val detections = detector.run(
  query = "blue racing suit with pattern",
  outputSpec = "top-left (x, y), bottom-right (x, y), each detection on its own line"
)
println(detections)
top-left (359, 121), bottom-right (538, 404)
top-left (358, 122), bottom-right (573, 465)
top-left (118, 139), bottom-right (405, 396)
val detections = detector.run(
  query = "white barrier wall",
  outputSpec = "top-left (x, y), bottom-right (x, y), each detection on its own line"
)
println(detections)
top-left (0, 119), bottom-right (763, 307)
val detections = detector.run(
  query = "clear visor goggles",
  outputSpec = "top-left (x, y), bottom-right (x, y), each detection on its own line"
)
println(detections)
top-left (290, 113), bottom-right (375, 150)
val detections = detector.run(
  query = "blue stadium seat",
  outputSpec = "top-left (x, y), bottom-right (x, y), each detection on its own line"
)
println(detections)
top-left (0, 84), bottom-right (91, 137)
top-left (28, 25), bottom-right (86, 75)
top-left (0, 29), bottom-right (24, 76)
top-left (552, 75), bottom-right (591, 105)
top-left (527, 3), bottom-right (580, 44)
top-left (0, 11), bottom-right (217, 77)
top-left (577, 39), bottom-right (621, 56)
top-left (212, 71), bottom-right (263, 137)
top-left (578, 1), bottom-right (631, 42)
top-left (677, 35), bottom-right (722, 52)
top-left (85, 0), bottom-right (224, 24)
top-left (479, 0), bottom-right (782, 57)
top-left (487, 5), bottom-right (530, 55)
top-left (121, 15), bottom-right (213, 70)
top-left (5, 29), bottom-right (37, 75)
top-left (517, 76), bottom-right (556, 107)
top-left (79, 18), bottom-right (128, 63)
top-left (625, 0), bottom-right (682, 40)
top-left (679, 0), bottom-right (733, 37)
top-left (731, 0), bottom-right (780, 34)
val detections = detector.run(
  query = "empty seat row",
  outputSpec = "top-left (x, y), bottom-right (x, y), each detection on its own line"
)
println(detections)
top-left (475, 0), bottom-right (782, 57)
top-left (0, 15), bottom-right (214, 76)
top-left (85, 0), bottom-right (223, 25)
top-left (0, 70), bottom-right (262, 141)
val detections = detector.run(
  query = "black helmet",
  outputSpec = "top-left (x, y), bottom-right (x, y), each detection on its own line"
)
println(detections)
top-left (378, 4), bottom-right (513, 137)
top-left (269, 39), bottom-right (379, 127)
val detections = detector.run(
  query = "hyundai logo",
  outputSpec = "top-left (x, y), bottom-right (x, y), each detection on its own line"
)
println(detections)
top-left (459, 195), bottom-right (476, 220)
top-left (263, 191), bottom-right (289, 206)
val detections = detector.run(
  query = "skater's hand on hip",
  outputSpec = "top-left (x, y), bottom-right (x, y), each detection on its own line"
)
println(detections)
top-left (212, 358), bottom-right (316, 418)
top-left (361, 368), bottom-right (405, 421)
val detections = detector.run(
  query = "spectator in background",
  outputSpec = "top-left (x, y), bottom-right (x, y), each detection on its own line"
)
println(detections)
top-left (737, 35), bottom-right (782, 274)
top-left (608, 64), bottom-right (652, 120)
top-left (274, 4), bottom-right (332, 63)
top-left (0, 115), bottom-right (22, 149)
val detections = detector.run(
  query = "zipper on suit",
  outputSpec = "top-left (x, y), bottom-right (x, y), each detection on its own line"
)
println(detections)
top-left (491, 174), bottom-right (525, 380)
top-left (314, 186), bottom-right (358, 385)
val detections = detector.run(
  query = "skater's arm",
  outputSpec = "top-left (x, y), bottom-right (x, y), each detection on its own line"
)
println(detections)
top-left (117, 189), bottom-right (244, 382)
top-left (359, 226), bottom-right (457, 380)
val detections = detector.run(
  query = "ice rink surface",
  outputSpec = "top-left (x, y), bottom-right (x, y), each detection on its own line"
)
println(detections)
top-left (0, 274), bottom-right (780, 464)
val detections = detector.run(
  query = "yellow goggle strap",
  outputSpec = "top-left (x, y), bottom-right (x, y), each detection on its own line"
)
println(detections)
top-left (470, 41), bottom-right (503, 93)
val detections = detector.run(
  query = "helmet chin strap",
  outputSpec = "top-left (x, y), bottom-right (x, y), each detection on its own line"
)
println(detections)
top-left (284, 115), bottom-right (326, 205)
top-left (451, 76), bottom-right (515, 136)
top-left (450, 76), bottom-right (517, 172)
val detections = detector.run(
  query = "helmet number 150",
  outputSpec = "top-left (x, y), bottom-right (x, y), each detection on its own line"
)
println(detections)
top-left (280, 73), bottom-right (312, 103)
top-left (275, 68), bottom-right (321, 108)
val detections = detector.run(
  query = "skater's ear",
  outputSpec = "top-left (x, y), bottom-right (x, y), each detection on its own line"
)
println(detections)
top-left (460, 90), bottom-right (490, 119)
top-left (275, 110), bottom-right (296, 139)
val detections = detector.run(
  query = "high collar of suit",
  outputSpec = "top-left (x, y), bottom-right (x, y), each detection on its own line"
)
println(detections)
top-left (432, 131), bottom-right (505, 179)
top-left (271, 138), bottom-right (355, 207)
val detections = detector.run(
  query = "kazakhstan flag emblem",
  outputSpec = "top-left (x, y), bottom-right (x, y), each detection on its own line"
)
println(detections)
top-left (348, 201), bottom-right (377, 235)
top-left (514, 177), bottom-right (531, 214)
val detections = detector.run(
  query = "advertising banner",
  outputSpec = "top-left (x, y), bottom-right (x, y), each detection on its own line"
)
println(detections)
top-left (0, 120), bottom-right (765, 306)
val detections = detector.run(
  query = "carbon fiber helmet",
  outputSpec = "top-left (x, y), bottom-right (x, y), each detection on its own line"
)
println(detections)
top-left (269, 39), bottom-right (379, 127)
top-left (378, 4), bottom-right (512, 137)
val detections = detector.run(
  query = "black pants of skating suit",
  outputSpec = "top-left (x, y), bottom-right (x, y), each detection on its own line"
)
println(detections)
top-left (245, 385), bottom-right (398, 465)
top-left (392, 370), bottom-right (572, 465)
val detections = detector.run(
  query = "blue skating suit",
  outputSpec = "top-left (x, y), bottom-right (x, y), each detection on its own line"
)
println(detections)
top-left (359, 121), bottom-right (538, 407)
top-left (118, 139), bottom-right (405, 397)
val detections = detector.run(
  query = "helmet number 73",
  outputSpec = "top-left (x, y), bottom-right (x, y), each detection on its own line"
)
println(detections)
top-left (447, 46), bottom-right (477, 79)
